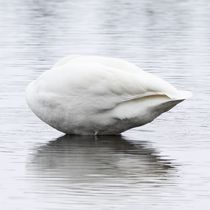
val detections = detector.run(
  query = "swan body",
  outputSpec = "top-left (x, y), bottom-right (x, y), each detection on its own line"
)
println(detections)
top-left (26, 55), bottom-right (191, 135)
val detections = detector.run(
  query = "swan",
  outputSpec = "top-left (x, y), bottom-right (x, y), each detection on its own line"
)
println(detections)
top-left (26, 55), bottom-right (191, 135)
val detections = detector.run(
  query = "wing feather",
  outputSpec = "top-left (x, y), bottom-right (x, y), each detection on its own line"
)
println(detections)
top-left (46, 56), bottom-right (179, 112)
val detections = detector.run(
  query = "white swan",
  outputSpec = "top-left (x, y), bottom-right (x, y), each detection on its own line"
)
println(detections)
top-left (26, 55), bottom-right (191, 135)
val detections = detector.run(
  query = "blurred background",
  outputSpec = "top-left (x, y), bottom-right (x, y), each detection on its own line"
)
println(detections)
top-left (0, 0), bottom-right (210, 209)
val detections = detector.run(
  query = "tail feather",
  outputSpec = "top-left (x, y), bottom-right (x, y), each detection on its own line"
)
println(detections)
top-left (172, 90), bottom-right (192, 100)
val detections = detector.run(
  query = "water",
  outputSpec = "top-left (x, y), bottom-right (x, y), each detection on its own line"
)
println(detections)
top-left (0, 0), bottom-right (210, 209)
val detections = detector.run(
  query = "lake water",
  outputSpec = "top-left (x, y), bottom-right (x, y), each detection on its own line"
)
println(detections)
top-left (0, 0), bottom-right (210, 209)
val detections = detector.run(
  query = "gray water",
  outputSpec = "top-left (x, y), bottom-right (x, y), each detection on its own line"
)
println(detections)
top-left (0, 0), bottom-right (210, 209)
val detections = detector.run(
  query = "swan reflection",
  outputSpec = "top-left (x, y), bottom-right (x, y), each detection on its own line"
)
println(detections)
top-left (29, 135), bottom-right (175, 186)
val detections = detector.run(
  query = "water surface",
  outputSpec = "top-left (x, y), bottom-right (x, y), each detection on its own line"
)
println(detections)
top-left (0, 0), bottom-right (210, 209)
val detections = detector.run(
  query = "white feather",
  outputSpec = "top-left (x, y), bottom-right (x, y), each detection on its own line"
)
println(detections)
top-left (26, 55), bottom-right (191, 135)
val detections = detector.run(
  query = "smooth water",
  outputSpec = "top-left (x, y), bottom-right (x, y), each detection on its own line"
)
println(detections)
top-left (0, 0), bottom-right (210, 209)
